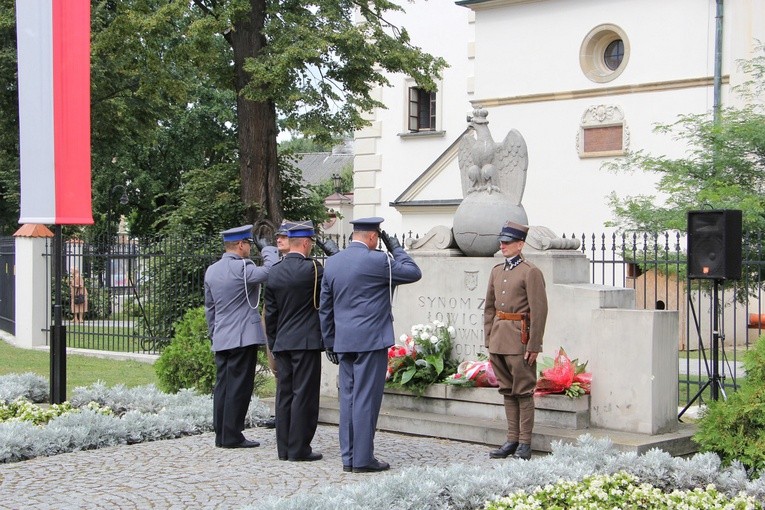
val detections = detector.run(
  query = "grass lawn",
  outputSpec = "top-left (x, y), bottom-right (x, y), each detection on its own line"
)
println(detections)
top-left (1, 340), bottom-right (277, 400)
top-left (0, 340), bottom-right (158, 399)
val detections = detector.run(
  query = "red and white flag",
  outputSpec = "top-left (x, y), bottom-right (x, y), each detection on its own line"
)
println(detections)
top-left (16, 0), bottom-right (92, 225)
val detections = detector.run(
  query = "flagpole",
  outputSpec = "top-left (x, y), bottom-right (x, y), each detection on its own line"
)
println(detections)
top-left (51, 225), bottom-right (66, 403)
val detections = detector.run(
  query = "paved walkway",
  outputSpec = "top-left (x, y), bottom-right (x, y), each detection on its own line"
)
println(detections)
top-left (0, 424), bottom-right (504, 510)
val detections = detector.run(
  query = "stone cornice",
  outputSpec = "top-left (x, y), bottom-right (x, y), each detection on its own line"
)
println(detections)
top-left (471, 76), bottom-right (728, 107)
top-left (456, 0), bottom-right (544, 10)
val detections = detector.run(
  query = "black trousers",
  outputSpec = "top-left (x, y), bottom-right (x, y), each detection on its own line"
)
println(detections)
top-left (274, 349), bottom-right (321, 459)
top-left (213, 344), bottom-right (258, 447)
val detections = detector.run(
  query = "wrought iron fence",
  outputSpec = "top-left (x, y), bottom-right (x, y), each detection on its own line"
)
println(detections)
top-left (0, 236), bottom-right (14, 334)
top-left (46, 231), bottom-right (413, 354)
top-left (48, 234), bottom-right (231, 354)
top-left (46, 229), bottom-right (765, 408)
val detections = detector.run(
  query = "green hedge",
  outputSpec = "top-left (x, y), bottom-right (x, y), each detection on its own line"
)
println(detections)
top-left (154, 307), bottom-right (216, 394)
top-left (154, 306), bottom-right (272, 396)
top-left (694, 335), bottom-right (765, 473)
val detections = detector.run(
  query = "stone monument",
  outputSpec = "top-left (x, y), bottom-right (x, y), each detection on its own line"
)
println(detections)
top-left (394, 109), bottom-right (678, 437)
top-left (319, 109), bottom-right (681, 444)
top-left (453, 107), bottom-right (529, 256)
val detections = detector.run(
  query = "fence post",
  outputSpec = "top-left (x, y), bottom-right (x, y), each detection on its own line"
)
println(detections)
top-left (13, 224), bottom-right (54, 347)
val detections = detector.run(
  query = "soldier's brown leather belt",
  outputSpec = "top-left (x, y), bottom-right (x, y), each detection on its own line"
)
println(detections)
top-left (496, 311), bottom-right (526, 321)
top-left (495, 311), bottom-right (530, 345)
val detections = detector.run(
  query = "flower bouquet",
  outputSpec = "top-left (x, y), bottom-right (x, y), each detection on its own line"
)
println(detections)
top-left (386, 320), bottom-right (458, 394)
top-left (444, 359), bottom-right (498, 388)
top-left (535, 347), bottom-right (592, 398)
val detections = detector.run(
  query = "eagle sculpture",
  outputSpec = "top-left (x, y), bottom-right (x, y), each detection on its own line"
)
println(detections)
top-left (457, 107), bottom-right (528, 204)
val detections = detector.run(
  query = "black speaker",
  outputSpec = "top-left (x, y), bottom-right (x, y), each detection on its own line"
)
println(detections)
top-left (687, 209), bottom-right (742, 280)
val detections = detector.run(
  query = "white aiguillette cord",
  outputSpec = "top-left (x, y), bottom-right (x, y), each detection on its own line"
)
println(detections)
top-left (387, 252), bottom-right (394, 306)
top-left (241, 258), bottom-right (260, 310)
top-left (312, 259), bottom-right (319, 310)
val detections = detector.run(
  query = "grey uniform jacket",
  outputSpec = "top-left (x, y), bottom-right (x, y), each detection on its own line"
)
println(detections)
top-left (204, 247), bottom-right (278, 352)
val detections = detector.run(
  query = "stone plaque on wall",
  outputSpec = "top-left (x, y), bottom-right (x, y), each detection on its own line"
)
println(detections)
top-left (392, 255), bottom-right (502, 360)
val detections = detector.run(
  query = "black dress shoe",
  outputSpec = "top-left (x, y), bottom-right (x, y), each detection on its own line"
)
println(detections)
top-left (342, 465), bottom-right (352, 472)
top-left (289, 452), bottom-right (323, 462)
top-left (278, 455), bottom-right (287, 461)
top-left (513, 443), bottom-right (532, 460)
top-left (489, 441), bottom-right (519, 459)
top-left (352, 459), bottom-right (390, 473)
top-left (220, 438), bottom-right (260, 449)
top-left (257, 416), bottom-right (276, 429)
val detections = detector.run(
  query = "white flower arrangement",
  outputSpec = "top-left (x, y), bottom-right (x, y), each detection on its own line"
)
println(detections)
top-left (387, 320), bottom-right (457, 393)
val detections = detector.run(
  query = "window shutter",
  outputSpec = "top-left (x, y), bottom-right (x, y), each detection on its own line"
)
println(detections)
top-left (408, 87), bottom-right (419, 131)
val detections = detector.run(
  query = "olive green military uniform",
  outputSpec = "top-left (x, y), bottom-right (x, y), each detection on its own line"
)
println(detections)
top-left (484, 256), bottom-right (548, 444)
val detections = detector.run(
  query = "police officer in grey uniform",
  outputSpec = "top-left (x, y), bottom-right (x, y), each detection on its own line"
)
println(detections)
top-left (204, 224), bottom-right (278, 448)
top-left (484, 221), bottom-right (548, 460)
top-left (319, 217), bottom-right (422, 473)
top-left (264, 220), bottom-right (324, 462)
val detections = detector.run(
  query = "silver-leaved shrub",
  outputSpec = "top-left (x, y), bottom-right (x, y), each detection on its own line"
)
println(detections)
top-left (0, 373), bottom-right (48, 403)
top-left (0, 378), bottom-right (269, 463)
top-left (250, 436), bottom-right (765, 510)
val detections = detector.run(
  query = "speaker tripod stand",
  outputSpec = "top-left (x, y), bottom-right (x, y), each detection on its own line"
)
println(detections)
top-left (678, 279), bottom-right (728, 420)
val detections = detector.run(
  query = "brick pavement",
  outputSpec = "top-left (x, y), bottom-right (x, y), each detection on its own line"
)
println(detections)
top-left (0, 424), bottom-right (503, 510)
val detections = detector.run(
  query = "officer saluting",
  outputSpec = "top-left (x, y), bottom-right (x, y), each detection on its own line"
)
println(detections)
top-left (204, 224), bottom-right (278, 448)
top-left (264, 220), bottom-right (326, 462)
top-left (319, 217), bottom-right (422, 473)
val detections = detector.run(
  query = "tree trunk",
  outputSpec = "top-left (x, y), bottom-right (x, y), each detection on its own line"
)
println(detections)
top-left (228, 0), bottom-right (282, 227)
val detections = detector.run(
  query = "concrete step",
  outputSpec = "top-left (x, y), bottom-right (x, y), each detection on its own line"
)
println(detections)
top-left (317, 396), bottom-right (698, 457)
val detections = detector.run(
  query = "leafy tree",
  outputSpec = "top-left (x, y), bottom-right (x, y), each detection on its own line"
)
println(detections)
top-left (604, 48), bottom-right (765, 235)
top-left (2, 1), bottom-right (446, 239)
top-left (89, 1), bottom-right (233, 239)
top-left (186, 0), bottom-right (447, 225)
top-left (0, 0), bottom-right (20, 235)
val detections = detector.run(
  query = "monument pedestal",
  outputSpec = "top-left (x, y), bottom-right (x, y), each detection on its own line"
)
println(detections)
top-left (314, 388), bottom-right (695, 455)
top-left (318, 247), bottom-right (685, 452)
top-left (381, 386), bottom-right (590, 430)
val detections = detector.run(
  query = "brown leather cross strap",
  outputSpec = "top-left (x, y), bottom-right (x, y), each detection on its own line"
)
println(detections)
top-left (495, 311), bottom-right (530, 345)
top-left (496, 311), bottom-right (526, 321)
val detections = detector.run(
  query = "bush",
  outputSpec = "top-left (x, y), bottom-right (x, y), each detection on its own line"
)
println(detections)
top-left (252, 435), bottom-right (765, 510)
top-left (0, 380), bottom-right (267, 463)
top-left (694, 336), bottom-right (765, 474)
top-left (154, 306), bottom-right (273, 396)
top-left (486, 471), bottom-right (760, 509)
top-left (154, 307), bottom-right (216, 394)
top-left (0, 373), bottom-right (49, 404)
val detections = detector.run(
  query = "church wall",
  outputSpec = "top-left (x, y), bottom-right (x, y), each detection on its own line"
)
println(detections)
top-left (353, 2), bottom-right (473, 232)
top-left (471, 0), bottom-right (715, 99)
top-left (352, 0), bottom-right (764, 238)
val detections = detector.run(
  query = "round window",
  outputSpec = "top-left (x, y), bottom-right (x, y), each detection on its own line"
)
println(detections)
top-left (604, 39), bottom-right (624, 71)
top-left (580, 24), bottom-right (629, 83)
